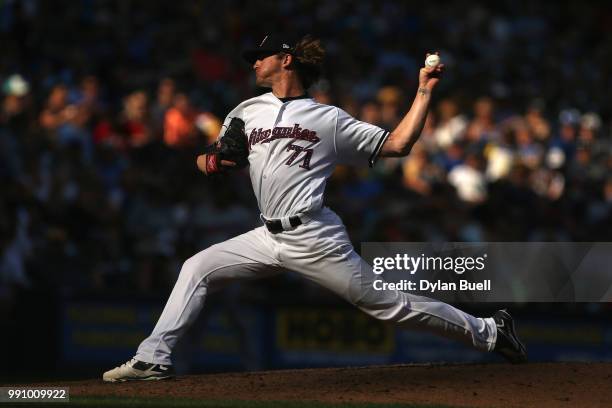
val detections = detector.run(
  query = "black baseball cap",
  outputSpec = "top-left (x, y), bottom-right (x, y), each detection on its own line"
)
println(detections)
top-left (242, 34), bottom-right (297, 64)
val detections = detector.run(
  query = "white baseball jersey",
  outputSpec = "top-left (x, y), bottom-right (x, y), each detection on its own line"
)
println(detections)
top-left (218, 92), bottom-right (389, 218)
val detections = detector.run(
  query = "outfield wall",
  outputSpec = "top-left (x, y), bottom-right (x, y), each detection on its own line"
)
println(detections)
top-left (58, 300), bottom-right (612, 373)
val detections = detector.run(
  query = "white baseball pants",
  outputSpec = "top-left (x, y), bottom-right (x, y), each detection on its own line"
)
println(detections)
top-left (135, 207), bottom-right (496, 365)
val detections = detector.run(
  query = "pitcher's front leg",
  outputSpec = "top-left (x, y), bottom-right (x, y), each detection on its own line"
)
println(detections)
top-left (103, 227), bottom-right (280, 382)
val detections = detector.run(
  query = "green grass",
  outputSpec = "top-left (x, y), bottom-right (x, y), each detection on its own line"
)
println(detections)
top-left (66, 397), bottom-right (458, 408)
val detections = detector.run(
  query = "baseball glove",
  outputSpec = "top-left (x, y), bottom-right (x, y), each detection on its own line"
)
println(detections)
top-left (199, 117), bottom-right (249, 175)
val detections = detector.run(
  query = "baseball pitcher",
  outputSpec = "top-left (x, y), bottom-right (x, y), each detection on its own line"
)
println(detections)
top-left (103, 34), bottom-right (526, 382)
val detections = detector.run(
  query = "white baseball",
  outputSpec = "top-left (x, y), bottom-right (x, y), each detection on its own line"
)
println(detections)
top-left (425, 54), bottom-right (440, 68)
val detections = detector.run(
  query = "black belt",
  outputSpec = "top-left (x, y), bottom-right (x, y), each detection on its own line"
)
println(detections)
top-left (263, 215), bottom-right (302, 234)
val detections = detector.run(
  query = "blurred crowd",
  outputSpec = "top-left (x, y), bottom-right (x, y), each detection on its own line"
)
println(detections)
top-left (1, 0), bottom-right (611, 298)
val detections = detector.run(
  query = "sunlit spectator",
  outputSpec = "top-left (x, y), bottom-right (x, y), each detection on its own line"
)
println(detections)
top-left (465, 96), bottom-right (499, 144)
top-left (416, 112), bottom-right (438, 153)
top-left (164, 93), bottom-right (198, 148)
top-left (120, 91), bottom-right (151, 148)
top-left (402, 144), bottom-right (435, 195)
top-left (151, 78), bottom-right (176, 138)
top-left (2, 74), bottom-right (29, 98)
top-left (448, 153), bottom-right (487, 203)
top-left (524, 99), bottom-right (550, 142)
top-left (1, 74), bottom-right (31, 133)
top-left (577, 112), bottom-right (607, 164)
top-left (485, 130), bottom-right (515, 181)
top-left (578, 112), bottom-right (601, 144)
top-left (39, 84), bottom-right (69, 131)
top-left (194, 112), bottom-right (222, 145)
top-left (438, 141), bottom-right (464, 172)
top-left (549, 108), bottom-right (580, 164)
top-left (514, 123), bottom-right (543, 169)
top-left (39, 84), bottom-right (93, 158)
top-left (433, 98), bottom-right (467, 149)
top-left (164, 93), bottom-right (221, 147)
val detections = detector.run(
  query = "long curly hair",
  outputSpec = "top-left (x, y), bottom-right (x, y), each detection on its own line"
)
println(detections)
top-left (290, 35), bottom-right (325, 89)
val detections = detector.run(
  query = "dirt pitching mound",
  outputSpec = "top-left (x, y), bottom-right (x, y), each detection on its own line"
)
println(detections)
top-left (41, 363), bottom-right (612, 407)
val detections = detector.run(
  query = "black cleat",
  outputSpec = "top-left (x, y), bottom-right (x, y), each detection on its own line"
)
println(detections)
top-left (493, 309), bottom-right (528, 364)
